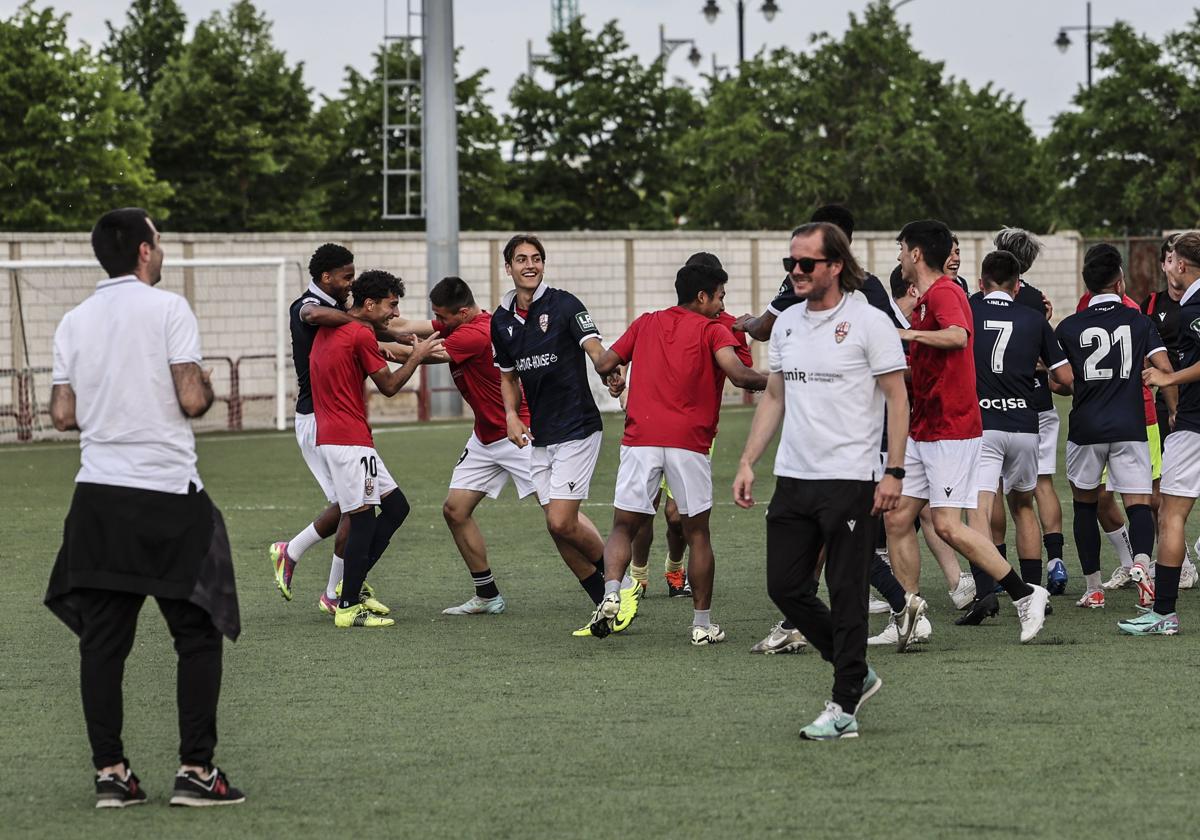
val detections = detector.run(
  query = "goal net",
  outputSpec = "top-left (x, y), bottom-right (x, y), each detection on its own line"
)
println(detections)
top-left (0, 258), bottom-right (290, 443)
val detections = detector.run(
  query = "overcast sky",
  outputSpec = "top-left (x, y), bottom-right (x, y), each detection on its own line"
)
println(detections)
top-left (10, 0), bottom-right (1199, 134)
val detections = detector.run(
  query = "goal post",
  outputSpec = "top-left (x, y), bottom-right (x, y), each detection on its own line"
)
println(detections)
top-left (0, 257), bottom-right (290, 442)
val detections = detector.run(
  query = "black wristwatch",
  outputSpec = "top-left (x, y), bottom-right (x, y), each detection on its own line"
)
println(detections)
top-left (883, 466), bottom-right (906, 480)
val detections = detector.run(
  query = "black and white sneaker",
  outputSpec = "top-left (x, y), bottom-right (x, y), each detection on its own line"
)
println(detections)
top-left (168, 766), bottom-right (246, 807)
top-left (95, 767), bottom-right (147, 809)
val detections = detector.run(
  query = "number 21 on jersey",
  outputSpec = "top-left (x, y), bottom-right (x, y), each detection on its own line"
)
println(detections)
top-left (1080, 325), bottom-right (1132, 381)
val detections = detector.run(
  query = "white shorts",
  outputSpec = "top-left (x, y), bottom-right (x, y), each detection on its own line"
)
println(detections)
top-left (1065, 440), bottom-right (1152, 494)
top-left (614, 445), bottom-right (712, 517)
top-left (1161, 430), bottom-right (1200, 498)
top-left (295, 413), bottom-right (336, 503)
top-left (902, 437), bottom-right (981, 509)
top-left (977, 430), bottom-right (1039, 494)
top-left (450, 433), bottom-right (536, 500)
top-left (531, 430), bottom-right (603, 505)
top-left (1037, 409), bottom-right (1060, 475)
top-left (318, 444), bottom-right (399, 513)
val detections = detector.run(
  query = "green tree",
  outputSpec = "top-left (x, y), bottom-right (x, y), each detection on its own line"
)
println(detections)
top-left (313, 43), bottom-right (514, 230)
top-left (1044, 19), bottom-right (1200, 234)
top-left (102, 0), bottom-right (187, 101)
top-left (148, 0), bottom-right (323, 231)
top-left (0, 2), bottom-right (171, 230)
top-left (506, 19), bottom-right (700, 230)
top-left (676, 2), bottom-right (1050, 232)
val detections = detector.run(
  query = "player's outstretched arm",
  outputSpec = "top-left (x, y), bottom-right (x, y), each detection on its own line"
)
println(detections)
top-left (499, 369), bottom-right (532, 447)
top-left (368, 333), bottom-right (443, 397)
top-left (383, 317), bottom-right (436, 344)
top-left (733, 372), bottom-right (785, 509)
top-left (732, 310), bottom-right (777, 343)
top-left (170, 363), bottom-right (215, 418)
top-left (300, 304), bottom-right (354, 328)
top-left (1049, 361), bottom-right (1074, 395)
top-left (581, 336), bottom-right (625, 392)
top-left (898, 325), bottom-right (969, 349)
top-left (50, 383), bottom-right (77, 431)
top-left (714, 346), bottom-right (767, 391)
top-left (874, 370), bottom-right (909, 515)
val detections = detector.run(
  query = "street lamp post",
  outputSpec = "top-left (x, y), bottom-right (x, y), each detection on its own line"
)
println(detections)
top-left (1055, 1), bottom-right (1110, 90)
top-left (659, 23), bottom-right (702, 82)
top-left (702, 0), bottom-right (779, 66)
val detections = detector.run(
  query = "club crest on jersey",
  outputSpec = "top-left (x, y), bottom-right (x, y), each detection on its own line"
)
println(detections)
top-left (539, 313), bottom-right (549, 333)
top-left (835, 321), bottom-right (850, 343)
top-left (919, 304), bottom-right (927, 321)
top-left (365, 477), bottom-right (375, 496)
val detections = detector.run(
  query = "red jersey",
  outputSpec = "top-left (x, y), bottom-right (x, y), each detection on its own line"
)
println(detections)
top-left (1076, 292), bottom-right (1157, 425)
top-left (310, 320), bottom-right (386, 447)
top-left (432, 311), bottom-right (530, 444)
top-left (717, 311), bottom-right (754, 366)
top-left (610, 306), bottom-right (739, 453)
top-left (909, 276), bottom-right (983, 441)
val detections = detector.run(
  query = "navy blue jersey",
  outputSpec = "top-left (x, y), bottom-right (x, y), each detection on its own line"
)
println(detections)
top-left (1171, 293), bottom-right (1200, 434)
top-left (770, 272), bottom-right (902, 327)
top-left (289, 283), bottom-right (346, 415)
top-left (1015, 280), bottom-right (1055, 412)
top-left (1055, 297), bottom-right (1166, 444)
top-left (970, 293), bottom-right (1066, 433)
top-left (490, 284), bottom-right (603, 446)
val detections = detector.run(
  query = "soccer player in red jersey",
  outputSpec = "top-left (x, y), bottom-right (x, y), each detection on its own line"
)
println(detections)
top-left (421, 276), bottom-right (537, 616)
top-left (309, 270), bottom-right (443, 628)
top-left (583, 252), bottom-right (767, 643)
top-left (882, 219), bottom-right (1050, 648)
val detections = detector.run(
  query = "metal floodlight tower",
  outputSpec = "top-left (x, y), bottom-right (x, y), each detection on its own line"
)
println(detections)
top-left (552, 0), bottom-right (580, 32)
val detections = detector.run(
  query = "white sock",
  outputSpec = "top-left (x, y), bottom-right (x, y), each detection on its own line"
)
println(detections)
top-left (1105, 526), bottom-right (1134, 569)
top-left (1085, 571), bottom-right (1102, 592)
top-left (693, 609), bottom-right (711, 627)
top-left (604, 579), bottom-right (622, 598)
top-left (325, 555), bottom-right (344, 599)
top-left (288, 523), bottom-right (324, 562)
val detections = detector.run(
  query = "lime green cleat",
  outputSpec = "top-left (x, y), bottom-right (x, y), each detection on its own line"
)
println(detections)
top-left (333, 603), bottom-right (394, 628)
top-left (1117, 610), bottom-right (1179, 635)
top-left (573, 593), bottom-right (619, 638)
top-left (334, 580), bottom-right (391, 616)
top-left (612, 582), bottom-right (641, 632)
top-left (269, 542), bottom-right (295, 601)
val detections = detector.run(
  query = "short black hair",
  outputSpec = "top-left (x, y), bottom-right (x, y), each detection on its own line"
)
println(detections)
top-left (503, 234), bottom-right (546, 265)
top-left (809, 205), bottom-right (855, 241)
top-left (981, 250), bottom-right (1021, 289)
top-left (1082, 243), bottom-right (1123, 294)
top-left (675, 253), bottom-right (728, 305)
top-left (889, 264), bottom-right (912, 300)
top-left (1161, 232), bottom-right (1180, 264)
top-left (897, 219), bottom-right (953, 271)
top-left (429, 276), bottom-right (476, 310)
top-left (309, 243), bottom-right (354, 282)
top-left (91, 208), bottom-right (155, 278)
top-left (352, 269), bottom-right (405, 307)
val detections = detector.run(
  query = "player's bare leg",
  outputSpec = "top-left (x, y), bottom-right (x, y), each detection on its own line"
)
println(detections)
top-left (1035, 474), bottom-right (1067, 593)
top-left (884, 495), bottom-right (926, 593)
top-left (629, 490), bottom-right (663, 591)
top-left (442, 489), bottom-right (491, 573)
top-left (545, 500), bottom-right (607, 579)
top-left (1009, 488), bottom-right (1042, 584)
top-left (681, 508), bottom-right (725, 644)
top-left (1096, 488), bottom-right (1136, 587)
top-left (602, 508), bottom-right (654, 587)
top-left (920, 502), bottom-right (967, 592)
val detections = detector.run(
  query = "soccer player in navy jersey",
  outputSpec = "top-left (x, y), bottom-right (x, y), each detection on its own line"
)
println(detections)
top-left (1055, 244), bottom-right (1176, 610)
top-left (962, 251), bottom-right (1073, 624)
top-left (489, 234), bottom-right (638, 624)
top-left (1137, 231), bottom-right (1200, 634)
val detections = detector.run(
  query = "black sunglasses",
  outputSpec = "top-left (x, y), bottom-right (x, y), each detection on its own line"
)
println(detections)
top-left (782, 256), bottom-right (836, 273)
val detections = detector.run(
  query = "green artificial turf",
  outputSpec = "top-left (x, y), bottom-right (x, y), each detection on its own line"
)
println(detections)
top-left (2, 405), bottom-right (1198, 839)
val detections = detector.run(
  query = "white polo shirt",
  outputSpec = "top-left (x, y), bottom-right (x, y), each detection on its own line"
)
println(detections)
top-left (769, 292), bottom-right (907, 482)
top-left (52, 275), bottom-right (204, 494)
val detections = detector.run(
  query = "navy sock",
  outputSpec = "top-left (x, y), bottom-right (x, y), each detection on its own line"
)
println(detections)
top-left (1155, 564), bottom-right (1182, 615)
top-left (1019, 559), bottom-right (1042, 585)
top-left (365, 490), bottom-right (410, 574)
top-left (870, 553), bottom-right (907, 613)
top-left (995, 543), bottom-right (1007, 561)
top-left (999, 570), bottom-right (1034, 601)
top-left (1043, 532), bottom-right (1064, 563)
top-left (471, 568), bottom-right (500, 599)
top-left (580, 571), bottom-right (605, 605)
top-left (339, 508), bottom-right (376, 609)
top-left (970, 563), bottom-right (996, 598)
top-left (1126, 504), bottom-right (1155, 558)
top-left (781, 620), bottom-right (795, 630)
top-left (1072, 501), bottom-right (1101, 575)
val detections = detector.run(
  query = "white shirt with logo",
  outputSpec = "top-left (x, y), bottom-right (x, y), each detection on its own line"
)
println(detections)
top-left (52, 275), bottom-right (204, 494)
top-left (768, 292), bottom-right (907, 482)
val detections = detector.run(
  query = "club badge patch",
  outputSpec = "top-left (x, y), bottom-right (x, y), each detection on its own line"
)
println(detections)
top-left (365, 477), bottom-right (375, 496)
top-left (539, 313), bottom-right (549, 333)
top-left (919, 304), bottom-right (926, 321)
top-left (835, 321), bottom-right (850, 343)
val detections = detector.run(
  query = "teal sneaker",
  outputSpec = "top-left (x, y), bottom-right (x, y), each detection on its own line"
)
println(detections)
top-left (1117, 610), bottom-right (1179, 636)
top-left (800, 702), bottom-right (859, 740)
top-left (857, 665), bottom-right (883, 714)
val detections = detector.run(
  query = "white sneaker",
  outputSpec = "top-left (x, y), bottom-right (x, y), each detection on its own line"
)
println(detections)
top-left (1015, 584), bottom-right (1050, 643)
top-left (1182, 559), bottom-right (1199, 590)
top-left (868, 596), bottom-right (891, 615)
top-left (441, 594), bottom-right (506, 615)
top-left (1102, 566), bottom-right (1133, 590)
top-left (749, 621), bottom-right (806, 654)
top-left (948, 574), bottom-right (976, 610)
top-left (868, 614), bottom-right (931, 646)
top-left (894, 592), bottom-right (928, 652)
top-left (691, 623), bottom-right (726, 645)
